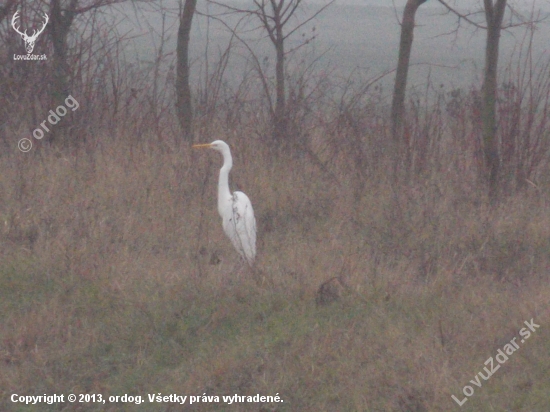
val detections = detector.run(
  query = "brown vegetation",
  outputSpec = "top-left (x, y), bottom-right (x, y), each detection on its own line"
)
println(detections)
top-left (1, 3), bottom-right (549, 411)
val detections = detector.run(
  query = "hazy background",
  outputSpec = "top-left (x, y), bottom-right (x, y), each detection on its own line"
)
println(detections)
top-left (108, 0), bottom-right (550, 94)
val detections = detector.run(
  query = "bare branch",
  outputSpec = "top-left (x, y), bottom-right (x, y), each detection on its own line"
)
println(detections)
top-left (203, 12), bottom-right (275, 116)
top-left (284, 1), bottom-right (334, 40)
top-left (437, 0), bottom-right (548, 31)
top-left (437, 0), bottom-right (487, 29)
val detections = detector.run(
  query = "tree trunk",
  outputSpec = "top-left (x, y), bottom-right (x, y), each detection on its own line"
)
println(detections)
top-left (390, 0), bottom-right (427, 152)
top-left (273, 30), bottom-right (286, 141)
top-left (482, 0), bottom-right (506, 202)
top-left (49, 0), bottom-right (75, 144)
top-left (176, 0), bottom-right (197, 142)
top-left (50, 0), bottom-right (74, 100)
top-left (269, 0), bottom-right (287, 143)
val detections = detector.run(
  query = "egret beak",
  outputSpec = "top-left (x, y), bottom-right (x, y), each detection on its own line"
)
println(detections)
top-left (192, 143), bottom-right (212, 149)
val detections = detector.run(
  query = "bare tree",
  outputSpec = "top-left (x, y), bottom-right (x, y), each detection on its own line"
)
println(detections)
top-left (390, 0), bottom-right (427, 148)
top-left (208, 0), bottom-right (333, 143)
top-left (438, 0), bottom-right (545, 200)
top-left (481, 0), bottom-right (506, 201)
top-left (47, 1), bottom-right (125, 99)
top-left (176, 0), bottom-right (197, 141)
top-left (258, 0), bottom-right (290, 141)
top-left (50, 0), bottom-right (75, 104)
top-left (46, 0), bottom-right (125, 143)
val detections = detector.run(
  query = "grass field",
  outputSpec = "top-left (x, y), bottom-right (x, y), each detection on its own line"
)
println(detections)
top-left (1, 122), bottom-right (549, 411)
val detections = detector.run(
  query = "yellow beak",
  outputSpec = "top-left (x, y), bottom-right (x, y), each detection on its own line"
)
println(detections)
top-left (192, 143), bottom-right (212, 149)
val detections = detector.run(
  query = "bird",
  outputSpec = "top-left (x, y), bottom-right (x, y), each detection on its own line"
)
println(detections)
top-left (192, 140), bottom-right (256, 266)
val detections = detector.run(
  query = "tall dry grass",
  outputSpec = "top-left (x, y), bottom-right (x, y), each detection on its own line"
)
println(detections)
top-left (1, 107), bottom-right (549, 411)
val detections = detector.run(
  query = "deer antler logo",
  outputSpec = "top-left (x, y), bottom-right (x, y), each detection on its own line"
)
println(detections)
top-left (12, 11), bottom-right (49, 54)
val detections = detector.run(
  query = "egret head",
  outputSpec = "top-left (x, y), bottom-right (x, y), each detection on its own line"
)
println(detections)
top-left (192, 140), bottom-right (230, 154)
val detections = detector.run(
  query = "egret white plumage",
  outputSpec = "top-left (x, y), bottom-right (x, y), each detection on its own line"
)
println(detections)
top-left (193, 140), bottom-right (256, 266)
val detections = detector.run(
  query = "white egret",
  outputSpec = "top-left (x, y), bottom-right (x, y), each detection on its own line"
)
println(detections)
top-left (193, 140), bottom-right (256, 266)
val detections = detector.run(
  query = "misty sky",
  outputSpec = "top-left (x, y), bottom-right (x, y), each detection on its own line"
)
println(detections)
top-left (327, 0), bottom-right (549, 9)
top-left (110, 0), bottom-right (550, 93)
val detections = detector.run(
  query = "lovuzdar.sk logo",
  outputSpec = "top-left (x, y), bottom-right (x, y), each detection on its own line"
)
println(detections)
top-left (12, 10), bottom-right (48, 61)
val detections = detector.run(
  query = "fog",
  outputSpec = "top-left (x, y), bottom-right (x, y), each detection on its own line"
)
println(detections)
top-left (107, 0), bottom-right (550, 93)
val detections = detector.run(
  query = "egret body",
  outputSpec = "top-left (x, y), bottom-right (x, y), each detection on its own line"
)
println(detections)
top-left (193, 140), bottom-right (256, 266)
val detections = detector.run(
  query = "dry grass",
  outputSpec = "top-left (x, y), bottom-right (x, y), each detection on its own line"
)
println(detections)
top-left (0, 123), bottom-right (549, 412)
